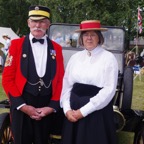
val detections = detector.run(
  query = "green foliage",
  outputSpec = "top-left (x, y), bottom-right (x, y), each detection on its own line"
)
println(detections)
top-left (0, 0), bottom-right (31, 35)
top-left (0, 0), bottom-right (144, 43)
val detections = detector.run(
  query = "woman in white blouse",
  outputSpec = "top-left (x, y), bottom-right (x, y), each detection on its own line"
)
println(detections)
top-left (60, 20), bottom-right (118, 144)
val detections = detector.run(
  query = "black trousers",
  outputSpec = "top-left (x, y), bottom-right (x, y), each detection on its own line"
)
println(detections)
top-left (21, 92), bottom-right (52, 144)
top-left (21, 113), bottom-right (52, 144)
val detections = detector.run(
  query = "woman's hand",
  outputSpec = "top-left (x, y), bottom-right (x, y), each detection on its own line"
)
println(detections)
top-left (66, 109), bottom-right (84, 122)
top-left (66, 110), bottom-right (78, 122)
top-left (73, 109), bottom-right (83, 120)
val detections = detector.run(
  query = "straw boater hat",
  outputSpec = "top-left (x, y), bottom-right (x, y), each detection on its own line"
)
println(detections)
top-left (2, 34), bottom-right (10, 39)
top-left (75, 20), bottom-right (107, 32)
top-left (28, 5), bottom-right (50, 20)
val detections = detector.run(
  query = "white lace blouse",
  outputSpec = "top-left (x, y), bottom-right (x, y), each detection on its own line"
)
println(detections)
top-left (60, 46), bottom-right (118, 117)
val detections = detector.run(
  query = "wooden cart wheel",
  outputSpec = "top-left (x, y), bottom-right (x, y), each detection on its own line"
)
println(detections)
top-left (0, 113), bottom-right (14, 144)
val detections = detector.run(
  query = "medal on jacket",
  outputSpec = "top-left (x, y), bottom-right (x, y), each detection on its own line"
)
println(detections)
top-left (50, 50), bottom-right (56, 59)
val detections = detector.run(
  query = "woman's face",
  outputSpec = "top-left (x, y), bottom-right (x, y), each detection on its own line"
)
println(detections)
top-left (82, 31), bottom-right (99, 50)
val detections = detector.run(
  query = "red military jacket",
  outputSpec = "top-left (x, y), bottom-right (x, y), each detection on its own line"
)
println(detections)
top-left (2, 36), bottom-right (64, 110)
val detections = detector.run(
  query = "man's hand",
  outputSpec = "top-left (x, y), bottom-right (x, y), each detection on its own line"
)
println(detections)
top-left (36, 107), bottom-right (55, 117)
top-left (20, 105), bottom-right (55, 120)
top-left (20, 105), bottom-right (42, 120)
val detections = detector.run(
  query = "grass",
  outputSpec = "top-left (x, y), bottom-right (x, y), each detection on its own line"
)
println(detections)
top-left (117, 74), bottom-right (144, 144)
top-left (0, 74), bottom-right (144, 143)
top-left (0, 75), bottom-right (7, 101)
top-left (132, 74), bottom-right (144, 110)
top-left (0, 74), bottom-right (9, 113)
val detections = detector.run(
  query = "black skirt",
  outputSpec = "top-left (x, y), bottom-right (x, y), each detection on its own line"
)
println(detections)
top-left (62, 83), bottom-right (117, 144)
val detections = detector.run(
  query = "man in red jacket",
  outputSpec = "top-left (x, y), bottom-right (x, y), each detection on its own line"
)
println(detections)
top-left (2, 5), bottom-right (64, 144)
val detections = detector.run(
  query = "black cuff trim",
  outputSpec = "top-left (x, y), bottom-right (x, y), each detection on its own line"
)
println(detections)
top-left (48, 100), bottom-right (60, 112)
top-left (9, 93), bottom-right (25, 110)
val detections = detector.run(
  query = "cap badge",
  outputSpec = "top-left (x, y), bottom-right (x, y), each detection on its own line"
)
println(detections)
top-left (35, 6), bottom-right (39, 10)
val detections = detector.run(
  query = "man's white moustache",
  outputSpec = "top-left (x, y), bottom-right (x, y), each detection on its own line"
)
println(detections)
top-left (32, 28), bottom-right (45, 32)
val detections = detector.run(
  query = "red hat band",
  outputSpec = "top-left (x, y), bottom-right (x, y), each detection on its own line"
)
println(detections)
top-left (80, 22), bottom-right (101, 30)
top-left (75, 20), bottom-right (107, 32)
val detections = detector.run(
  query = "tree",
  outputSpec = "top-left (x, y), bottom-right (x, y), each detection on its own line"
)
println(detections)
top-left (0, 0), bottom-right (31, 35)
top-left (0, 0), bottom-right (143, 49)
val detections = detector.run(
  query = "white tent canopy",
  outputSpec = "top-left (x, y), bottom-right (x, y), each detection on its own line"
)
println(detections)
top-left (0, 27), bottom-right (19, 45)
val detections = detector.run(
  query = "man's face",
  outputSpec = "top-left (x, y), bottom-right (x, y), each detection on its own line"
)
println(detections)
top-left (27, 18), bottom-right (50, 39)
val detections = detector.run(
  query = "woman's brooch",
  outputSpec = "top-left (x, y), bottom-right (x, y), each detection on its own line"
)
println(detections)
top-left (87, 51), bottom-right (91, 56)
top-left (50, 50), bottom-right (56, 59)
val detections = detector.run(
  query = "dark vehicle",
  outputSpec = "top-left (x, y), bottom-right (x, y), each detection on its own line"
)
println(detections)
top-left (0, 23), bottom-right (144, 144)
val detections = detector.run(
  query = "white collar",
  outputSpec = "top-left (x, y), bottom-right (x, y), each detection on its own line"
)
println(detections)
top-left (85, 45), bottom-right (103, 56)
top-left (29, 33), bottom-right (47, 42)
